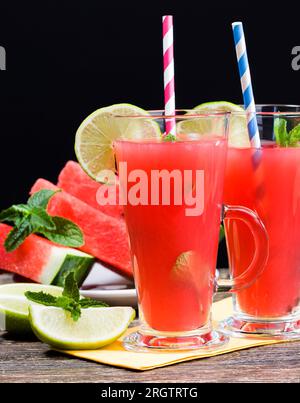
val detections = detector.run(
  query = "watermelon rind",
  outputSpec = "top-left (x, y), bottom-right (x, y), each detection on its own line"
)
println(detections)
top-left (52, 254), bottom-right (95, 287)
top-left (39, 247), bottom-right (94, 285)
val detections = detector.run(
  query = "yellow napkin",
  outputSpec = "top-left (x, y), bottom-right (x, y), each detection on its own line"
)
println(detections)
top-left (59, 298), bottom-right (283, 371)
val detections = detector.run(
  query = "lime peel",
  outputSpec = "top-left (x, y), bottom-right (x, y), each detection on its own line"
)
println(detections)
top-left (0, 283), bottom-right (63, 335)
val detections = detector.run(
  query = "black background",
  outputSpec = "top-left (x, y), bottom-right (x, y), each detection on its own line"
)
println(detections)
top-left (0, 1), bottom-right (299, 266)
top-left (1, 0), bottom-right (299, 208)
top-left (0, 0), bottom-right (299, 206)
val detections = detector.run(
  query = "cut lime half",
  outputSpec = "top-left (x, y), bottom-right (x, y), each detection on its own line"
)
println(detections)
top-left (177, 102), bottom-right (250, 147)
top-left (0, 283), bottom-right (63, 335)
top-left (29, 305), bottom-right (135, 350)
top-left (75, 104), bottom-right (161, 183)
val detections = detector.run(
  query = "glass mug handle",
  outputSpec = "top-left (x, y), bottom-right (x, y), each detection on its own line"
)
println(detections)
top-left (216, 205), bottom-right (269, 292)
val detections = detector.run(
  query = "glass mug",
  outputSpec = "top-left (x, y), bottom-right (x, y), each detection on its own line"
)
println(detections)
top-left (112, 111), bottom-right (268, 351)
top-left (221, 106), bottom-right (300, 338)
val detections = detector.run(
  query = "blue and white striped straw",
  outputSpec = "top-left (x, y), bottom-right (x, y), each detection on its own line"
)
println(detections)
top-left (232, 22), bottom-right (261, 148)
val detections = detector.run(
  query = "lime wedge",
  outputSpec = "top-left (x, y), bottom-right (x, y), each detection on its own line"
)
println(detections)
top-left (0, 283), bottom-right (63, 335)
top-left (172, 251), bottom-right (197, 281)
top-left (75, 104), bottom-right (161, 183)
top-left (177, 102), bottom-right (250, 147)
top-left (29, 305), bottom-right (135, 350)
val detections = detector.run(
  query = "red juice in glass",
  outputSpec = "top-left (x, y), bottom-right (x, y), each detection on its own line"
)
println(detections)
top-left (115, 137), bottom-right (227, 332)
top-left (114, 111), bottom-right (267, 351)
top-left (224, 144), bottom-right (300, 319)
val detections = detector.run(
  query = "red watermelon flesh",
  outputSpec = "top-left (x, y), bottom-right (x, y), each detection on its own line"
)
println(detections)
top-left (57, 161), bottom-right (123, 219)
top-left (0, 223), bottom-right (93, 284)
top-left (30, 179), bottom-right (132, 277)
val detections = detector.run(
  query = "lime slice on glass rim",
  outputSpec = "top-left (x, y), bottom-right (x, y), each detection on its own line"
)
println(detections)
top-left (29, 305), bottom-right (135, 350)
top-left (177, 101), bottom-right (250, 147)
top-left (0, 283), bottom-right (63, 335)
top-left (75, 103), bottom-right (161, 183)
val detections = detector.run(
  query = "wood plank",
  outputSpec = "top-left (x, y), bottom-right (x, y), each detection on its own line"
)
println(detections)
top-left (0, 332), bottom-right (299, 383)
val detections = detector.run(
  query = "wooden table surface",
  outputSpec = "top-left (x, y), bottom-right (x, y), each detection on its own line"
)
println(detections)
top-left (1, 274), bottom-right (300, 383)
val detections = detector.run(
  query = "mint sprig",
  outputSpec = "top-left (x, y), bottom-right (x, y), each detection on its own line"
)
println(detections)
top-left (0, 189), bottom-right (84, 252)
top-left (163, 133), bottom-right (177, 142)
top-left (274, 118), bottom-right (300, 147)
top-left (25, 273), bottom-right (108, 322)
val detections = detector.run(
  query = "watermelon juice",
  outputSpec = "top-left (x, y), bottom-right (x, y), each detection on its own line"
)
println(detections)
top-left (224, 144), bottom-right (300, 319)
top-left (115, 137), bottom-right (227, 332)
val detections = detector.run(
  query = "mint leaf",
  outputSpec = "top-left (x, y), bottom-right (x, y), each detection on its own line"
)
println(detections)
top-left (0, 206), bottom-right (24, 225)
top-left (4, 220), bottom-right (33, 252)
top-left (28, 189), bottom-right (60, 209)
top-left (25, 291), bottom-right (58, 306)
top-left (9, 204), bottom-right (30, 215)
top-left (274, 119), bottom-right (300, 147)
top-left (0, 205), bottom-right (30, 226)
top-left (288, 123), bottom-right (300, 146)
top-left (163, 133), bottom-right (177, 142)
top-left (30, 207), bottom-right (56, 230)
top-left (274, 118), bottom-right (289, 147)
top-left (39, 216), bottom-right (84, 247)
top-left (79, 298), bottom-right (109, 308)
top-left (62, 272), bottom-right (80, 302)
top-left (219, 224), bottom-right (225, 242)
top-left (56, 296), bottom-right (81, 321)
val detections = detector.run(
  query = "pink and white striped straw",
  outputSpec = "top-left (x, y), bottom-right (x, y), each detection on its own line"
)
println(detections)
top-left (162, 15), bottom-right (176, 136)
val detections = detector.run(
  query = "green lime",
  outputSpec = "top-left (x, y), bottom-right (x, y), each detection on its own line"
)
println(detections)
top-left (29, 305), bottom-right (135, 350)
top-left (0, 283), bottom-right (63, 335)
top-left (177, 102), bottom-right (250, 147)
top-left (75, 104), bottom-right (161, 183)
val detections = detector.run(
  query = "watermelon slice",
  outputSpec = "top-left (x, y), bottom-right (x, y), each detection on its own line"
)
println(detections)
top-left (0, 223), bottom-right (94, 285)
top-left (57, 161), bottom-right (123, 219)
top-left (30, 179), bottom-right (132, 277)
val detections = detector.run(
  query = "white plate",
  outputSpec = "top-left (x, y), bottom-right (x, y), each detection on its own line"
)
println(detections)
top-left (80, 288), bottom-right (137, 307)
top-left (80, 261), bottom-right (137, 307)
